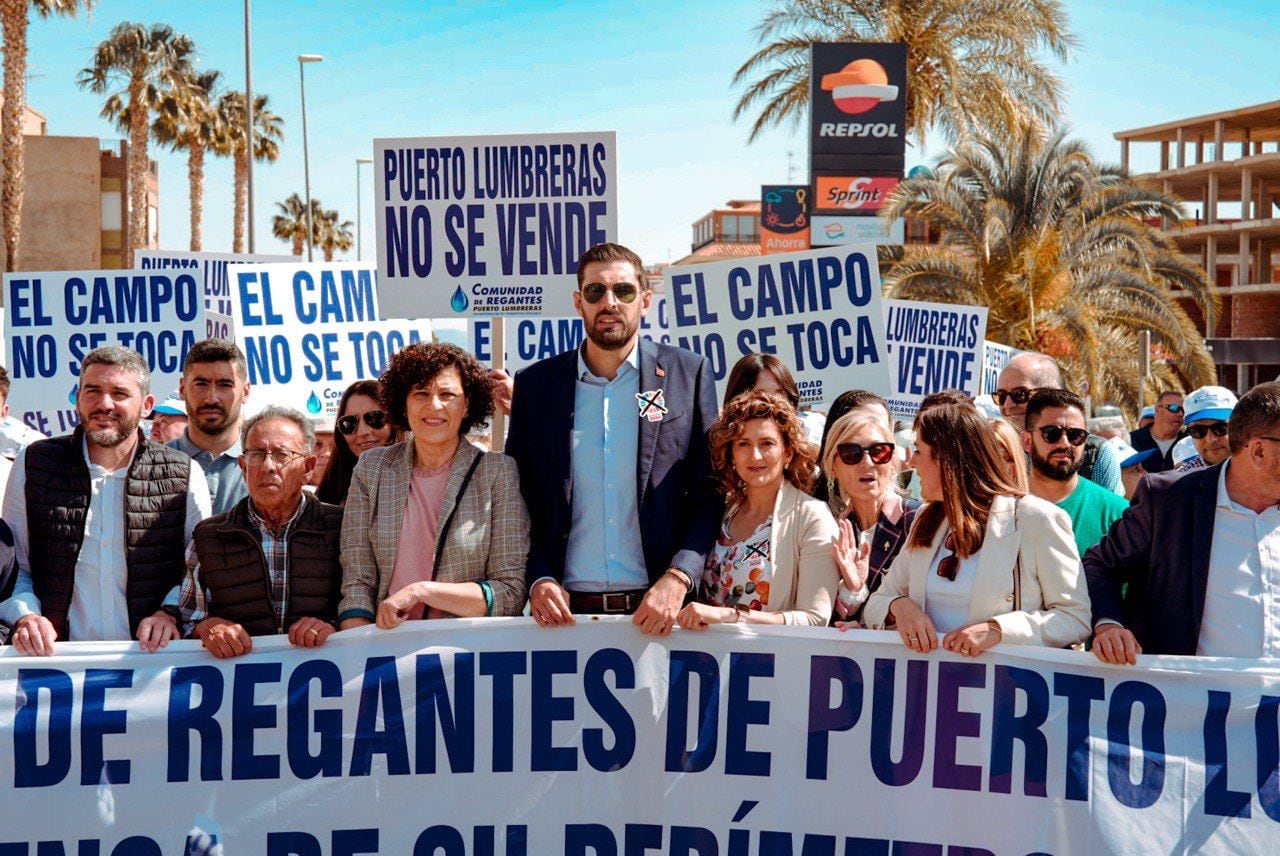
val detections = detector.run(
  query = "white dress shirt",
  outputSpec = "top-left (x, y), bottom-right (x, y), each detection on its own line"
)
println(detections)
top-left (1197, 460), bottom-right (1280, 658)
top-left (0, 437), bottom-right (210, 640)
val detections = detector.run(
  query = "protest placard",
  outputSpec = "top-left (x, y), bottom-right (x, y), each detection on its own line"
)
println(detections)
top-left (470, 295), bottom-right (669, 374)
top-left (665, 246), bottom-right (889, 408)
top-left (981, 340), bottom-right (1020, 395)
top-left (374, 132), bottom-right (618, 318)
top-left (3, 269), bottom-right (206, 435)
top-left (229, 262), bottom-right (429, 419)
top-left (883, 298), bottom-right (988, 419)
top-left (137, 250), bottom-right (293, 317)
top-left (3, 620), bottom-right (1278, 853)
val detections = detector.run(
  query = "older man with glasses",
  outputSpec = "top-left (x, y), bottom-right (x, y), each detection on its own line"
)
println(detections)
top-left (165, 405), bottom-right (343, 658)
top-left (1181, 386), bottom-right (1237, 468)
top-left (1129, 390), bottom-right (1185, 473)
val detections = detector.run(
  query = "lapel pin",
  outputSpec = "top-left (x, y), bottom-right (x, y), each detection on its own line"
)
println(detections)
top-left (655, 366), bottom-right (666, 378)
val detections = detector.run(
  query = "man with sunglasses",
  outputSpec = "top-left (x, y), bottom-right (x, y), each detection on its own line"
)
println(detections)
top-left (1086, 381), bottom-right (1280, 662)
top-left (168, 339), bottom-right (252, 514)
top-left (996, 352), bottom-right (1123, 494)
top-left (1128, 390), bottom-right (1185, 474)
top-left (1181, 386), bottom-right (1237, 468)
top-left (1022, 389), bottom-right (1129, 558)
top-left (508, 242), bottom-right (721, 635)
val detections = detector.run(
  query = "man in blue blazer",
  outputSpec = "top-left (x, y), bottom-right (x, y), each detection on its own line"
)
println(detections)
top-left (1085, 381), bottom-right (1280, 662)
top-left (507, 243), bottom-right (722, 635)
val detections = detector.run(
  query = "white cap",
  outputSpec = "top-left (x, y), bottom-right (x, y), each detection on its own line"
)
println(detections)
top-left (1172, 435), bottom-right (1201, 467)
top-left (1183, 385), bottom-right (1237, 425)
top-left (151, 394), bottom-right (186, 416)
top-left (1105, 436), bottom-right (1156, 469)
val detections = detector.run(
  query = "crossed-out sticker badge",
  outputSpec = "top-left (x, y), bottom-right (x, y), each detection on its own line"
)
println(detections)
top-left (636, 389), bottom-right (668, 422)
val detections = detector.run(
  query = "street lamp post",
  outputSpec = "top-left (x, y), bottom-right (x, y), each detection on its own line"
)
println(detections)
top-left (356, 157), bottom-right (373, 260)
top-left (298, 54), bottom-right (324, 261)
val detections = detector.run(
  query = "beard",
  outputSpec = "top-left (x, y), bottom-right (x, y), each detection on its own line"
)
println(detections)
top-left (1031, 446), bottom-right (1082, 481)
top-left (193, 401), bottom-right (239, 436)
top-left (585, 310), bottom-right (639, 351)
top-left (84, 410), bottom-right (140, 448)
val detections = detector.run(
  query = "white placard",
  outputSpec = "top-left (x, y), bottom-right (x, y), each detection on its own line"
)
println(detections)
top-left (137, 249), bottom-right (293, 317)
top-left (374, 132), bottom-right (618, 318)
top-left (981, 340), bottom-right (1020, 395)
top-left (883, 298), bottom-right (989, 419)
top-left (3, 269), bottom-right (206, 435)
top-left (665, 246), bottom-right (889, 408)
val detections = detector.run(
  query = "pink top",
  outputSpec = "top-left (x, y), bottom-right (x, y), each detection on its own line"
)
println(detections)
top-left (387, 466), bottom-right (451, 620)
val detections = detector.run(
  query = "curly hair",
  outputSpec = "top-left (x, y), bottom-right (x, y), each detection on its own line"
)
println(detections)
top-left (710, 390), bottom-right (817, 505)
top-left (378, 343), bottom-right (494, 435)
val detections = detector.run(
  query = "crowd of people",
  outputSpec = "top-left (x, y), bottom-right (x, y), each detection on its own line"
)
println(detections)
top-left (0, 241), bottom-right (1277, 668)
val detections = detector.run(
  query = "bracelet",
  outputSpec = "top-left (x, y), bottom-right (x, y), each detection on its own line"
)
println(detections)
top-left (666, 568), bottom-right (693, 592)
top-left (478, 581), bottom-right (494, 617)
top-left (837, 583), bottom-right (861, 607)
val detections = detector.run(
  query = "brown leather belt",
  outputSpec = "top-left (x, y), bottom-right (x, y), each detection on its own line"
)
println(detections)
top-left (568, 589), bottom-right (646, 615)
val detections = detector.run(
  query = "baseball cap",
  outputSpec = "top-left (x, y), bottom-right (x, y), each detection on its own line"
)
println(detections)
top-left (1183, 386), bottom-right (1237, 425)
top-left (1139, 405), bottom-right (1155, 421)
top-left (1172, 435), bottom-right (1202, 467)
top-left (1106, 436), bottom-right (1156, 469)
top-left (152, 395), bottom-right (186, 416)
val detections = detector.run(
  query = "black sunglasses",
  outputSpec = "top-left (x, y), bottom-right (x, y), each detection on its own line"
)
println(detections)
top-left (1036, 425), bottom-right (1089, 446)
top-left (1157, 403), bottom-right (1184, 414)
top-left (1187, 422), bottom-right (1228, 440)
top-left (835, 441), bottom-right (895, 466)
top-left (938, 533), bottom-right (959, 581)
top-left (581, 282), bottom-right (639, 304)
top-left (337, 411), bottom-right (388, 435)
top-left (994, 387), bottom-right (1042, 406)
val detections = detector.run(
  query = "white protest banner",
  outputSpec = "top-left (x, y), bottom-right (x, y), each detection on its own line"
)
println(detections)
top-left (374, 132), bottom-right (618, 318)
top-left (883, 299), bottom-right (988, 419)
top-left (205, 311), bottom-right (234, 343)
top-left (229, 262), bottom-right (428, 419)
top-left (470, 295), bottom-right (670, 374)
top-left (665, 246), bottom-right (889, 408)
top-left (3, 619), bottom-right (1279, 853)
top-left (137, 249), bottom-right (293, 317)
top-left (982, 340), bottom-right (1020, 395)
top-left (4, 269), bottom-right (205, 436)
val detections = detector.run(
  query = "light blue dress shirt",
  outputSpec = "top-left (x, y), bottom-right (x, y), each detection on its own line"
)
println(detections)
top-left (563, 344), bottom-right (649, 592)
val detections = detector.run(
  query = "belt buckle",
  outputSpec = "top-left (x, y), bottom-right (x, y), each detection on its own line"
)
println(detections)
top-left (602, 592), bottom-right (630, 614)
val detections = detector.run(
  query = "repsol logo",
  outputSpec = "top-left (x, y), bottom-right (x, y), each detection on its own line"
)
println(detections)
top-left (818, 123), bottom-right (900, 138)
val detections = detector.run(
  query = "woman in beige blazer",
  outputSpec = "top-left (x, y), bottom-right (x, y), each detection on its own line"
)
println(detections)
top-left (338, 344), bottom-right (529, 628)
top-left (677, 391), bottom-right (854, 629)
top-left (862, 403), bottom-right (1091, 653)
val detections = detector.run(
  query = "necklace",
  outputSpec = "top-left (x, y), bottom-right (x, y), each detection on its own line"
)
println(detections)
top-left (417, 459), bottom-right (452, 477)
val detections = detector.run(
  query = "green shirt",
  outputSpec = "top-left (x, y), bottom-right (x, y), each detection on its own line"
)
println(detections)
top-left (1056, 476), bottom-right (1130, 557)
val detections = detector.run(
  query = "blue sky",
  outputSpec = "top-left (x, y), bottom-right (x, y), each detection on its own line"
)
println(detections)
top-left (20, 0), bottom-right (1280, 266)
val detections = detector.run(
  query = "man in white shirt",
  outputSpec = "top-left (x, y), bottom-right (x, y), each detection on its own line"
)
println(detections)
top-left (1085, 381), bottom-right (1280, 662)
top-left (0, 346), bottom-right (211, 654)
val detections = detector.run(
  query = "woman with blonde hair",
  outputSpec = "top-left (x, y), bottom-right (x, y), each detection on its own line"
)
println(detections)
top-left (820, 410), bottom-right (918, 623)
top-left (988, 417), bottom-right (1030, 493)
top-left (862, 403), bottom-right (1091, 654)
top-left (677, 391), bottom-right (845, 628)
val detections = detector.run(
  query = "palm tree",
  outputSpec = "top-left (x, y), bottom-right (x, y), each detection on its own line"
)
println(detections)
top-left (271, 192), bottom-right (321, 256)
top-left (881, 125), bottom-right (1220, 412)
top-left (78, 22), bottom-right (197, 267)
top-left (216, 91), bottom-right (283, 253)
top-left (315, 207), bottom-right (354, 261)
top-left (2, 0), bottom-right (95, 271)
top-left (152, 69), bottom-right (223, 251)
top-left (733, 0), bottom-right (1075, 143)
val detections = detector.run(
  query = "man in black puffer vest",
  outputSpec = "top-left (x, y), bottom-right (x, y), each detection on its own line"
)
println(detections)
top-left (172, 405), bottom-right (342, 658)
top-left (0, 346), bottom-right (211, 655)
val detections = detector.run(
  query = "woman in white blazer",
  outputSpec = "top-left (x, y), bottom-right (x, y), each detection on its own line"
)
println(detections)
top-left (677, 390), bottom-right (859, 629)
top-left (862, 403), bottom-right (1091, 653)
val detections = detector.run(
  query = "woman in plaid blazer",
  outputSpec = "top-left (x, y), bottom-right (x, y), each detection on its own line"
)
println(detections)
top-left (337, 344), bottom-right (529, 627)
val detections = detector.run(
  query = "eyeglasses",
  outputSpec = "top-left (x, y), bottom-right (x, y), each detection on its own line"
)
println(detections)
top-left (994, 387), bottom-right (1042, 406)
top-left (1036, 425), bottom-right (1089, 446)
top-left (937, 533), bottom-right (959, 581)
top-left (835, 441), bottom-right (895, 466)
top-left (581, 282), bottom-right (639, 304)
top-left (1157, 403), bottom-right (1184, 414)
top-left (1187, 422), bottom-right (1228, 440)
top-left (337, 411), bottom-right (387, 435)
top-left (243, 449), bottom-right (308, 467)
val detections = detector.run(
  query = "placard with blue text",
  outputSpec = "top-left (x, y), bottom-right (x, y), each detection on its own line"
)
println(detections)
top-left (374, 132), bottom-right (618, 319)
top-left (665, 246), bottom-right (889, 408)
top-left (137, 250), bottom-right (294, 317)
top-left (3, 268), bottom-right (206, 436)
top-left (883, 298), bottom-right (988, 419)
